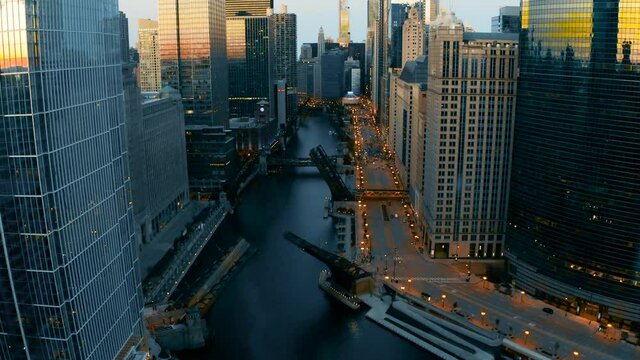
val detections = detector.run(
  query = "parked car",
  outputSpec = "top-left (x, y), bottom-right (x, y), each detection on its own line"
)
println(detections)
top-left (496, 283), bottom-right (513, 295)
top-left (542, 307), bottom-right (554, 315)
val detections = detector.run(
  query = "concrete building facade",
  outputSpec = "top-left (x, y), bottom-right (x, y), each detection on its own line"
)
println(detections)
top-left (402, 7), bottom-right (425, 67)
top-left (138, 19), bottom-right (161, 92)
top-left (135, 89), bottom-right (191, 245)
top-left (423, 11), bottom-right (519, 259)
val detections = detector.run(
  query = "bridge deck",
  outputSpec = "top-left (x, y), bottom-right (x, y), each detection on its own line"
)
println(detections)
top-left (284, 232), bottom-right (370, 280)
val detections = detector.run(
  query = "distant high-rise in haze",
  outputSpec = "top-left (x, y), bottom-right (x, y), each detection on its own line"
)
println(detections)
top-left (227, 16), bottom-right (273, 118)
top-left (159, 0), bottom-right (229, 128)
top-left (339, 0), bottom-right (351, 47)
top-left (507, 0), bottom-right (640, 328)
top-left (0, 1), bottom-right (143, 358)
top-left (226, 0), bottom-right (273, 17)
top-left (138, 19), bottom-right (161, 92)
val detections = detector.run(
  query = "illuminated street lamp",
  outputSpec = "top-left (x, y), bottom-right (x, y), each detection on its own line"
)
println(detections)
top-left (480, 311), bottom-right (487, 325)
top-left (407, 279), bottom-right (412, 291)
top-left (482, 276), bottom-right (488, 289)
top-left (520, 290), bottom-right (525, 303)
top-left (441, 294), bottom-right (447, 308)
top-left (524, 330), bottom-right (530, 344)
top-left (573, 351), bottom-right (580, 359)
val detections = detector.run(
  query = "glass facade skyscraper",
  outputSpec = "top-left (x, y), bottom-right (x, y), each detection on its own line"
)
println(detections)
top-left (389, 3), bottom-right (408, 69)
top-left (159, 0), bottom-right (229, 128)
top-left (227, 16), bottom-right (273, 118)
top-left (0, 1), bottom-right (143, 358)
top-left (507, 0), bottom-right (640, 329)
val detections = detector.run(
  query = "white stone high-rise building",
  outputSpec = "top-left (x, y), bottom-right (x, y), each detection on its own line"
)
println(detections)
top-left (402, 7), bottom-right (424, 67)
top-left (138, 19), bottom-right (162, 92)
top-left (422, 10), bottom-right (519, 259)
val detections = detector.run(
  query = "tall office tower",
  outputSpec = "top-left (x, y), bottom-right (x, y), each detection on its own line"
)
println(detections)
top-left (388, 56), bottom-right (428, 192)
top-left (297, 58), bottom-right (317, 100)
top-left (389, 3), bottom-right (409, 69)
top-left (0, 1), bottom-right (143, 359)
top-left (347, 42), bottom-right (366, 93)
top-left (423, 10), bottom-right (518, 260)
top-left (491, 6), bottom-right (521, 33)
top-left (138, 19), bottom-right (162, 92)
top-left (413, 1), bottom-right (425, 23)
top-left (119, 12), bottom-right (131, 62)
top-left (300, 44), bottom-right (314, 60)
top-left (371, 0), bottom-right (389, 119)
top-left (159, 0), bottom-right (229, 128)
top-left (427, 0), bottom-right (439, 24)
top-left (136, 89), bottom-right (191, 248)
top-left (338, 0), bottom-right (351, 47)
top-left (314, 27), bottom-right (326, 98)
top-left (507, 0), bottom-right (640, 328)
top-left (365, 0), bottom-right (379, 93)
top-left (344, 56), bottom-right (361, 95)
top-left (227, 16), bottom-right (273, 118)
top-left (321, 50), bottom-right (348, 99)
top-left (226, 0), bottom-right (273, 17)
top-left (271, 5), bottom-right (298, 125)
top-left (318, 27), bottom-right (326, 58)
top-left (402, 7), bottom-right (424, 67)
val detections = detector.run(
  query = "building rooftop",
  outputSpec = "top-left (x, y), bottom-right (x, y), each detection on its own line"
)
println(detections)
top-left (399, 56), bottom-right (428, 85)
top-left (463, 32), bottom-right (519, 42)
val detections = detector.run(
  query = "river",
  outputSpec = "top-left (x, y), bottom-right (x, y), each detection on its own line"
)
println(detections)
top-left (181, 115), bottom-right (432, 359)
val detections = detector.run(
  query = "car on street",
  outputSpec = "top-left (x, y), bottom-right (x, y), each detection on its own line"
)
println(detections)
top-left (542, 307), bottom-right (554, 315)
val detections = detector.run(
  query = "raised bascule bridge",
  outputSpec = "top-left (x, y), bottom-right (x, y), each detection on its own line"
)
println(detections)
top-left (284, 231), bottom-right (374, 308)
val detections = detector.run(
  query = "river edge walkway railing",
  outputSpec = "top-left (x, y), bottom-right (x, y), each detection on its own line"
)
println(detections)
top-left (145, 202), bottom-right (230, 304)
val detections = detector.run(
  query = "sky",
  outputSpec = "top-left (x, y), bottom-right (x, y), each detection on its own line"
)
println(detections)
top-left (119, 0), bottom-right (519, 49)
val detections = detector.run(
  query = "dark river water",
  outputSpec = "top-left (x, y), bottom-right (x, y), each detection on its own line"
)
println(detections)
top-left (181, 116), bottom-right (431, 360)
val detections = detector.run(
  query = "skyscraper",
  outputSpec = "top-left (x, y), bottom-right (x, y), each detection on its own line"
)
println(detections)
top-left (227, 16), bottom-right (273, 118)
top-left (427, 0), bottom-right (439, 24)
top-left (271, 5), bottom-right (298, 125)
top-left (491, 6), bottom-right (521, 33)
top-left (138, 19), bottom-right (162, 92)
top-left (365, 0), bottom-right (380, 93)
top-left (0, 1), bottom-right (143, 358)
top-left (402, 6), bottom-right (424, 67)
top-left (318, 27), bottom-right (326, 58)
top-left (339, 0), bottom-right (351, 47)
top-left (226, 0), bottom-right (273, 17)
top-left (389, 3), bottom-right (409, 69)
top-left (507, 0), bottom-right (640, 328)
top-left (423, 10), bottom-right (519, 259)
top-left (159, 0), bottom-right (229, 128)
top-left (371, 0), bottom-right (389, 119)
